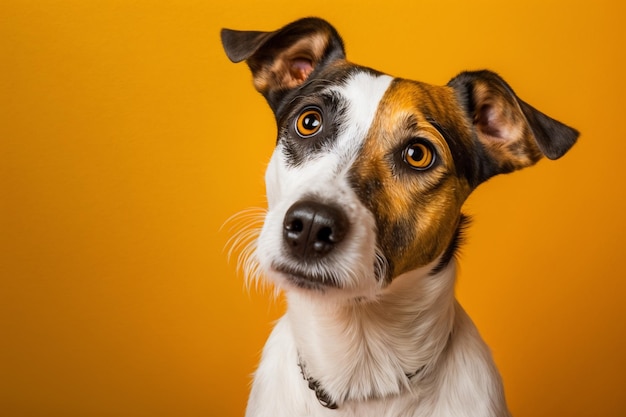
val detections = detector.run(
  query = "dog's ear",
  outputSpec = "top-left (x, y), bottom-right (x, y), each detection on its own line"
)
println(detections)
top-left (448, 70), bottom-right (579, 180)
top-left (221, 17), bottom-right (345, 112)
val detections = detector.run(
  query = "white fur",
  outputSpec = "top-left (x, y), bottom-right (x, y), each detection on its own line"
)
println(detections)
top-left (255, 72), bottom-right (394, 300)
top-left (242, 72), bottom-right (510, 416)
top-left (246, 264), bottom-right (509, 417)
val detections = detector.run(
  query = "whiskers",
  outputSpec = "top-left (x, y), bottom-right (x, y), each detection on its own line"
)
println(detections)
top-left (222, 207), bottom-right (266, 291)
top-left (374, 248), bottom-right (389, 284)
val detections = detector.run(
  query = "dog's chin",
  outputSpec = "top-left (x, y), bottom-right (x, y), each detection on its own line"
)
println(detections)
top-left (270, 262), bottom-right (343, 293)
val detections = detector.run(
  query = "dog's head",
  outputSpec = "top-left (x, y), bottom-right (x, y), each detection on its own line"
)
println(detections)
top-left (222, 18), bottom-right (578, 300)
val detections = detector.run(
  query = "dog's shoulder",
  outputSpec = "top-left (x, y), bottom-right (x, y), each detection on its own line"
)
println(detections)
top-left (429, 302), bottom-right (511, 417)
top-left (245, 317), bottom-right (317, 417)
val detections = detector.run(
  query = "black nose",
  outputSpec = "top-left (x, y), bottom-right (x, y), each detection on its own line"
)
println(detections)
top-left (283, 200), bottom-right (349, 260)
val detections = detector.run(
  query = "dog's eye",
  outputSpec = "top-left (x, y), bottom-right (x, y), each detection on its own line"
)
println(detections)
top-left (295, 107), bottom-right (323, 138)
top-left (403, 140), bottom-right (436, 170)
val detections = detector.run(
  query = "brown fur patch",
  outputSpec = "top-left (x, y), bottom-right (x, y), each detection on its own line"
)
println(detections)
top-left (350, 79), bottom-right (474, 279)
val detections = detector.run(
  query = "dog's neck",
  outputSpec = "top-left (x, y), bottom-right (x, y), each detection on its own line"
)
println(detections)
top-left (286, 261), bottom-right (457, 405)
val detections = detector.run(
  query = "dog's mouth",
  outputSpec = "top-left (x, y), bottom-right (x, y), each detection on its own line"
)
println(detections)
top-left (271, 262), bottom-right (342, 291)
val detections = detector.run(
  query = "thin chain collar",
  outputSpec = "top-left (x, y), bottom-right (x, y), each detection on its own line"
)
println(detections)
top-left (297, 356), bottom-right (425, 410)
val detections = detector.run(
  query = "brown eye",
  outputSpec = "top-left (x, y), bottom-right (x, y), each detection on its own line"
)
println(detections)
top-left (295, 107), bottom-right (323, 138)
top-left (404, 140), bottom-right (435, 170)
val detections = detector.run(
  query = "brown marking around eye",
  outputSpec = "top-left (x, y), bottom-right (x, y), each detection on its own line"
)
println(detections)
top-left (350, 79), bottom-right (473, 279)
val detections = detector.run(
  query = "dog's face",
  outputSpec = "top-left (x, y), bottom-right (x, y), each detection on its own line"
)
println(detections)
top-left (259, 69), bottom-right (474, 298)
top-left (222, 18), bottom-right (578, 301)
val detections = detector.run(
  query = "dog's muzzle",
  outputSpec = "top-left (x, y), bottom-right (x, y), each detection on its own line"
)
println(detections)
top-left (282, 200), bottom-right (349, 260)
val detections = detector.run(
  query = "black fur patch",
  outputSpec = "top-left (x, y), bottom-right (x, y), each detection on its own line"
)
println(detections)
top-left (430, 214), bottom-right (470, 275)
top-left (426, 118), bottom-right (482, 188)
top-left (275, 65), bottom-right (384, 168)
top-left (278, 90), bottom-right (346, 168)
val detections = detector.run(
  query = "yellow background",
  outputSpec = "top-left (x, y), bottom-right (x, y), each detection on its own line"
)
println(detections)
top-left (1, 0), bottom-right (625, 416)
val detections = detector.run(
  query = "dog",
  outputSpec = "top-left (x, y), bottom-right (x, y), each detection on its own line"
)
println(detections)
top-left (221, 17), bottom-right (578, 417)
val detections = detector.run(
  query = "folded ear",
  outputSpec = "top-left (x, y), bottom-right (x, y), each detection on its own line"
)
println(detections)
top-left (221, 17), bottom-right (345, 112)
top-left (448, 70), bottom-right (579, 179)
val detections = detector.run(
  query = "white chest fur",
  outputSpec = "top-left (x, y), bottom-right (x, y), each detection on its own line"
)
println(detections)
top-left (245, 263), bottom-right (510, 417)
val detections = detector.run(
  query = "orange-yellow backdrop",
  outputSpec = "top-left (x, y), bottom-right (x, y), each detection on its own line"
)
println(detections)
top-left (2, 0), bottom-right (625, 416)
